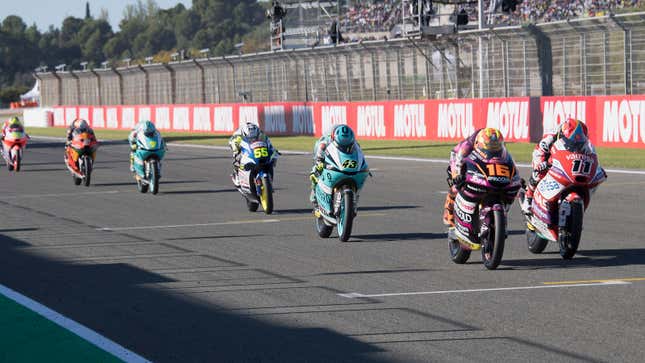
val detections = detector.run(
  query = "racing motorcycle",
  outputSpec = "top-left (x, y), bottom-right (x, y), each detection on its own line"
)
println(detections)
top-left (65, 129), bottom-right (99, 186)
top-left (234, 138), bottom-right (279, 214)
top-left (518, 138), bottom-right (606, 259)
top-left (448, 151), bottom-right (521, 270)
top-left (312, 143), bottom-right (369, 242)
top-left (132, 132), bottom-right (166, 195)
top-left (2, 128), bottom-right (29, 172)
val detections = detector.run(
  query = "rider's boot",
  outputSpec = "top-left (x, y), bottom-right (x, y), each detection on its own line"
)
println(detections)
top-left (442, 190), bottom-right (456, 227)
top-left (129, 152), bottom-right (135, 172)
top-left (521, 187), bottom-right (534, 216)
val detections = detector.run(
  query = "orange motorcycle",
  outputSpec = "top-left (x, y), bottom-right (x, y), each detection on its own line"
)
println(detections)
top-left (65, 129), bottom-right (99, 186)
top-left (2, 128), bottom-right (29, 172)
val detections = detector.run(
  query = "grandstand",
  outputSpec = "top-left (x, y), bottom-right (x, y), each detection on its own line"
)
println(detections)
top-left (274, 0), bottom-right (645, 47)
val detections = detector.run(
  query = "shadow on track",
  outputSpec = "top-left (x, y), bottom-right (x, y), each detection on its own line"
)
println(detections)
top-left (161, 188), bottom-right (237, 195)
top-left (317, 268), bottom-right (433, 276)
top-left (0, 231), bottom-right (390, 363)
top-left (501, 248), bottom-right (645, 270)
top-left (92, 180), bottom-right (205, 187)
top-left (276, 205), bottom-right (420, 215)
top-left (351, 232), bottom-right (446, 242)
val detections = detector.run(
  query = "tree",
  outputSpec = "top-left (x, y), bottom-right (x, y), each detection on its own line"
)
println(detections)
top-left (2, 15), bottom-right (27, 35)
top-left (85, 2), bottom-right (92, 19)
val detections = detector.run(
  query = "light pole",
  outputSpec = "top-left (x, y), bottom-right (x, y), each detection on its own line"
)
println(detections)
top-left (478, 0), bottom-right (485, 98)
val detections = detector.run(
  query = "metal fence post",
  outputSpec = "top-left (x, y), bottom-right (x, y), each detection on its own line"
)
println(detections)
top-left (69, 70), bottom-right (81, 105)
top-left (137, 65), bottom-right (149, 104)
top-left (193, 59), bottom-right (206, 104)
top-left (90, 69), bottom-right (101, 105)
top-left (603, 30), bottom-right (609, 95)
top-left (163, 64), bottom-right (176, 104)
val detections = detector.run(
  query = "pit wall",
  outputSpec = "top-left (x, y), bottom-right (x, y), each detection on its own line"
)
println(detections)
top-left (50, 95), bottom-right (645, 148)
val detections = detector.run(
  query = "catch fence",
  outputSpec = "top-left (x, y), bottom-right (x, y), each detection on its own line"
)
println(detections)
top-left (37, 12), bottom-right (645, 107)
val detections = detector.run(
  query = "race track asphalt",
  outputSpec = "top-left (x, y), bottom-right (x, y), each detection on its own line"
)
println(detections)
top-left (0, 139), bottom-right (644, 363)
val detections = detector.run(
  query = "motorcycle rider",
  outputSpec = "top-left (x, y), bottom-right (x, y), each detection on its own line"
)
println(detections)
top-left (520, 117), bottom-right (598, 215)
top-left (66, 118), bottom-right (94, 143)
top-left (443, 127), bottom-right (507, 226)
top-left (309, 124), bottom-right (359, 203)
top-left (128, 120), bottom-right (164, 172)
top-left (1, 116), bottom-right (26, 141)
top-left (228, 122), bottom-right (275, 187)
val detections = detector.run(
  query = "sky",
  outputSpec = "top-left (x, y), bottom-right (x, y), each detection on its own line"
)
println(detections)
top-left (1, 0), bottom-right (192, 31)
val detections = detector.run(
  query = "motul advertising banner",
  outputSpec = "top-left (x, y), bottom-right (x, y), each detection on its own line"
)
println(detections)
top-left (50, 96), bottom-right (645, 148)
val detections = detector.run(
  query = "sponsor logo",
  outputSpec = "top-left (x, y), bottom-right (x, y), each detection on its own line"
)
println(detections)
top-left (239, 106), bottom-right (259, 126)
top-left (292, 105), bottom-right (314, 134)
top-left (193, 107), bottom-right (211, 131)
top-left (487, 176), bottom-right (510, 183)
top-left (543, 100), bottom-right (586, 132)
top-left (602, 99), bottom-right (645, 144)
top-left (394, 104), bottom-right (426, 137)
top-left (106, 108), bottom-right (119, 128)
top-left (214, 107), bottom-right (234, 132)
top-left (154, 107), bottom-right (170, 130)
top-left (172, 107), bottom-right (190, 131)
top-left (357, 105), bottom-right (386, 137)
top-left (65, 108), bottom-right (77, 126)
top-left (264, 105), bottom-right (286, 133)
top-left (455, 207), bottom-right (472, 223)
top-left (538, 178), bottom-right (561, 193)
top-left (92, 108), bottom-right (105, 128)
top-left (321, 106), bottom-right (347, 134)
top-left (121, 107), bottom-right (136, 129)
top-left (438, 102), bottom-right (474, 138)
top-left (486, 101), bottom-right (529, 140)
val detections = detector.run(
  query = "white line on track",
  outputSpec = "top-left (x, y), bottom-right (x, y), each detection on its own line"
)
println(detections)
top-left (338, 280), bottom-right (631, 298)
top-left (0, 283), bottom-right (151, 363)
top-left (99, 218), bottom-right (281, 231)
top-left (2, 190), bottom-right (120, 199)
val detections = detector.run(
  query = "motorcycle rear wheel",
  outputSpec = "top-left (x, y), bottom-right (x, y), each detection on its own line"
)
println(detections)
top-left (482, 209), bottom-right (505, 270)
top-left (526, 228), bottom-right (548, 254)
top-left (315, 216), bottom-right (333, 238)
top-left (246, 198), bottom-right (259, 212)
top-left (559, 201), bottom-right (583, 260)
top-left (448, 237), bottom-right (471, 264)
top-left (13, 152), bottom-right (20, 172)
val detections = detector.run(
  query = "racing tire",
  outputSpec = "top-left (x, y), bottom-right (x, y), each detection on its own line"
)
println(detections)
top-left (315, 216), bottom-right (333, 238)
top-left (7, 163), bottom-right (13, 171)
top-left (136, 178), bottom-right (148, 193)
top-left (13, 151), bottom-right (20, 172)
top-left (337, 187), bottom-right (354, 242)
top-left (526, 228), bottom-right (548, 254)
top-left (150, 159), bottom-right (160, 195)
top-left (246, 198), bottom-right (259, 212)
top-left (448, 237), bottom-right (471, 264)
top-left (559, 201), bottom-right (583, 260)
top-left (81, 156), bottom-right (92, 187)
top-left (73, 175), bottom-right (82, 185)
top-left (482, 209), bottom-right (505, 270)
top-left (260, 176), bottom-right (274, 215)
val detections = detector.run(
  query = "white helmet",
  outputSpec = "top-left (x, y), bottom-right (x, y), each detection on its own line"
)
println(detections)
top-left (242, 122), bottom-right (260, 139)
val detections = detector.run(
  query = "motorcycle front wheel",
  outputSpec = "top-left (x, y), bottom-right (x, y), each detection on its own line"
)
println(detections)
top-left (149, 159), bottom-right (160, 195)
top-left (81, 156), bottom-right (92, 187)
top-left (559, 201), bottom-right (583, 260)
top-left (337, 186), bottom-right (354, 242)
top-left (482, 209), bottom-right (505, 270)
top-left (260, 176), bottom-right (274, 215)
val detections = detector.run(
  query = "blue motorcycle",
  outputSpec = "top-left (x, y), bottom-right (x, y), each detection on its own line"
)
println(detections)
top-left (132, 132), bottom-right (166, 195)
top-left (313, 143), bottom-right (369, 242)
top-left (235, 138), bottom-right (279, 214)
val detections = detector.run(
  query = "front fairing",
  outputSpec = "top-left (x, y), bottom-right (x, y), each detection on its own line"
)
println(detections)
top-left (134, 134), bottom-right (165, 177)
top-left (315, 143), bottom-right (369, 214)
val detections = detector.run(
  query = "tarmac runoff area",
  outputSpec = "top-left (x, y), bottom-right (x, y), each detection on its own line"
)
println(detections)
top-left (0, 139), bottom-right (644, 362)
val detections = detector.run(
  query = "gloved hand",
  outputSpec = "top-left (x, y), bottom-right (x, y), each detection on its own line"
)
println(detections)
top-left (130, 143), bottom-right (137, 151)
top-left (309, 173), bottom-right (318, 184)
top-left (452, 174), bottom-right (464, 188)
top-left (535, 160), bottom-right (549, 172)
top-left (314, 161), bottom-right (324, 173)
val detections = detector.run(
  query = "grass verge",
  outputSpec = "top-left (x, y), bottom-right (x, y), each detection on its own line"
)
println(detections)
top-left (26, 127), bottom-right (645, 169)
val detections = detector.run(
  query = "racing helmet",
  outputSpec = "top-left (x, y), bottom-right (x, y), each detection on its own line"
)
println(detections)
top-left (241, 122), bottom-right (260, 140)
top-left (141, 120), bottom-right (157, 137)
top-left (77, 119), bottom-right (90, 132)
top-left (557, 118), bottom-right (588, 151)
top-left (331, 125), bottom-right (355, 153)
top-left (474, 128), bottom-right (504, 159)
top-left (8, 116), bottom-right (21, 127)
